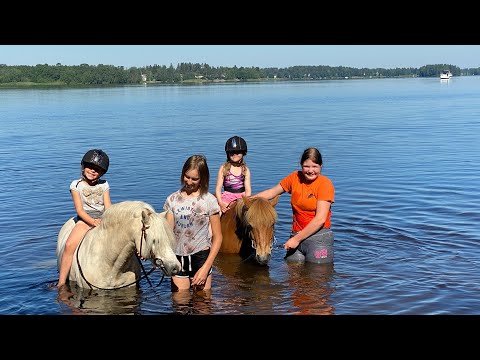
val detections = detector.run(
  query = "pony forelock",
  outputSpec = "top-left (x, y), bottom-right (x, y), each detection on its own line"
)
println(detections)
top-left (148, 213), bottom-right (176, 249)
top-left (236, 197), bottom-right (277, 228)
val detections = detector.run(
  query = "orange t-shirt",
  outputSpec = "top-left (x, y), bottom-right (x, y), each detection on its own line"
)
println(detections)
top-left (280, 171), bottom-right (334, 232)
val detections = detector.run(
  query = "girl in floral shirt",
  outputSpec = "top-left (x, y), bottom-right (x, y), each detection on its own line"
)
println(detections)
top-left (164, 154), bottom-right (222, 293)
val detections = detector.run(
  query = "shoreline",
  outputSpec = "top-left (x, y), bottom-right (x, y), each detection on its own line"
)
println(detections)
top-left (0, 75), bottom-right (432, 89)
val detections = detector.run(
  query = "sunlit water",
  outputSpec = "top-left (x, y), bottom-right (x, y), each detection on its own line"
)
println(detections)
top-left (1, 77), bottom-right (479, 315)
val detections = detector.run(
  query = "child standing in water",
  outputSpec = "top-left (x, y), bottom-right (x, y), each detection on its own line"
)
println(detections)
top-left (164, 154), bottom-right (222, 293)
top-left (57, 149), bottom-right (111, 289)
top-left (215, 136), bottom-right (251, 214)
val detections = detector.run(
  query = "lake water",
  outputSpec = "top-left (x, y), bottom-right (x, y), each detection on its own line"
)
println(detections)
top-left (1, 77), bottom-right (479, 315)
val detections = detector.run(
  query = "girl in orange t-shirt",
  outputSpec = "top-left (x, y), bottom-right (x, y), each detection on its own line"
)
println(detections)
top-left (254, 147), bottom-right (335, 263)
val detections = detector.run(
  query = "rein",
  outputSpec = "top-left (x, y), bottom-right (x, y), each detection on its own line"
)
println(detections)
top-left (75, 224), bottom-right (163, 290)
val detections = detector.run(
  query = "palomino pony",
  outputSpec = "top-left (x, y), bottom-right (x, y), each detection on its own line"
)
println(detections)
top-left (219, 196), bottom-right (279, 266)
top-left (57, 200), bottom-right (181, 290)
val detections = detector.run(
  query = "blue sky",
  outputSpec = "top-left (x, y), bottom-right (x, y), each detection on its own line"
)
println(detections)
top-left (1, 45), bottom-right (479, 69)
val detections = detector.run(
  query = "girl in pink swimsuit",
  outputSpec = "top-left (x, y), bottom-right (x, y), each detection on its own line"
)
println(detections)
top-left (215, 136), bottom-right (252, 214)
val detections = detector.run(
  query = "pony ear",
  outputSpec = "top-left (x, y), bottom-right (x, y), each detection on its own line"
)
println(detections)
top-left (270, 195), bottom-right (280, 207)
top-left (142, 209), bottom-right (153, 227)
top-left (243, 195), bottom-right (252, 209)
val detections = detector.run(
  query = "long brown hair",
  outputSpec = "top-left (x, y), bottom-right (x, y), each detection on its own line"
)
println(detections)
top-left (181, 154), bottom-right (210, 196)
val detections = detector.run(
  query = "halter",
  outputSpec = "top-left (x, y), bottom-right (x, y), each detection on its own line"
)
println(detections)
top-left (247, 226), bottom-right (277, 250)
top-left (75, 223), bottom-right (163, 290)
top-left (239, 201), bottom-right (276, 252)
top-left (137, 223), bottom-right (169, 286)
top-left (240, 205), bottom-right (276, 264)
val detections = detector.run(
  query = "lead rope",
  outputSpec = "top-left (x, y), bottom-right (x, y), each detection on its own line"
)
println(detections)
top-left (134, 225), bottom-right (165, 287)
top-left (135, 224), bottom-right (153, 287)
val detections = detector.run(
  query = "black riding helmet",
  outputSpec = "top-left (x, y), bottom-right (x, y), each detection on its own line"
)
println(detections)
top-left (225, 136), bottom-right (247, 154)
top-left (81, 149), bottom-right (109, 174)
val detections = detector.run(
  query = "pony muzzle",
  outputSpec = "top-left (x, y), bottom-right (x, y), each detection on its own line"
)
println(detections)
top-left (154, 258), bottom-right (180, 276)
top-left (154, 258), bottom-right (165, 269)
top-left (256, 254), bottom-right (271, 266)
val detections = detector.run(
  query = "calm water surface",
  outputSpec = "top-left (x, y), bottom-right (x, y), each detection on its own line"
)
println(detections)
top-left (1, 77), bottom-right (479, 315)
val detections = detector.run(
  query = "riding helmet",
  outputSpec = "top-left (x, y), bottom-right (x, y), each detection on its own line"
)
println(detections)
top-left (225, 136), bottom-right (247, 154)
top-left (81, 149), bottom-right (110, 173)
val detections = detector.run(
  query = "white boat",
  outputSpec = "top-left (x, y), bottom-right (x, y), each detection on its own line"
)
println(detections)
top-left (440, 70), bottom-right (453, 80)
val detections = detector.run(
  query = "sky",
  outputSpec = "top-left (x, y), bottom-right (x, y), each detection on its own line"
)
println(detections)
top-left (1, 45), bottom-right (480, 69)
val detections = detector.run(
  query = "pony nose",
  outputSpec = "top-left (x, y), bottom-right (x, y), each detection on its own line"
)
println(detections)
top-left (155, 258), bottom-right (180, 276)
top-left (256, 254), bottom-right (271, 266)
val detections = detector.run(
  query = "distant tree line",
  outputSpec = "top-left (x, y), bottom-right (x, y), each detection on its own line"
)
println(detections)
top-left (0, 63), bottom-right (478, 86)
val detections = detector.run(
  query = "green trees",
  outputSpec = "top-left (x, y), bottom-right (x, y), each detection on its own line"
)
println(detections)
top-left (0, 62), bottom-right (474, 86)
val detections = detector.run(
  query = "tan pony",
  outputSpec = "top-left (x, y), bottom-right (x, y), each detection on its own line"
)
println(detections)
top-left (57, 200), bottom-right (181, 290)
top-left (219, 196), bottom-right (279, 266)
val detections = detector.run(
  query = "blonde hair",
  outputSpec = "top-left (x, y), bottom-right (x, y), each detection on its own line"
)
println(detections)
top-left (222, 160), bottom-right (248, 177)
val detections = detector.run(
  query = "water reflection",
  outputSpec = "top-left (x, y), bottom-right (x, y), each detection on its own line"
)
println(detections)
top-left (57, 284), bottom-right (141, 315)
top-left (213, 254), bottom-right (336, 315)
top-left (53, 252), bottom-right (336, 315)
top-left (286, 262), bottom-right (335, 315)
top-left (214, 254), bottom-right (284, 314)
top-left (171, 288), bottom-right (214, 315)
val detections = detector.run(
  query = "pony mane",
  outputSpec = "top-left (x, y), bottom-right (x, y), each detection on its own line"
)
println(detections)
top-left (100, 200), bottom-right (155, 229)
top-left (99, 200), bottom-right (175, 254)
top-left (236, 197), bottom-right (277, 227)
top-left (219, 196), bottom-right (278, 264)
top-left (149, 212), bottom-right (177, 249)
